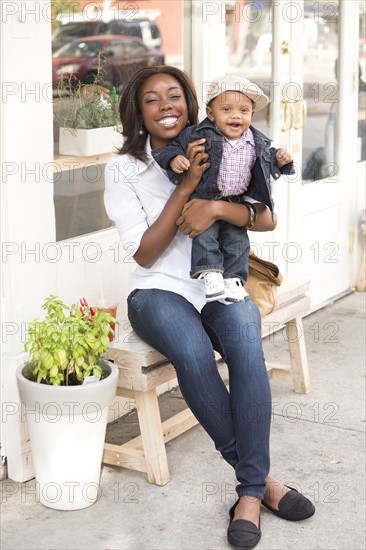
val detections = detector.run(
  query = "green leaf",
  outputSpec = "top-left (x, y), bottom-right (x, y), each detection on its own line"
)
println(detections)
top-left (40, 350), bottom-right (54, 370)
top-left (56, 309), bottom-right (65, 323)
top-left (93, 365), bottom-right (102, 378)
top-left (101, 335), bottom-right (110, 348)
top-left (55, 348), bottom-right (67, 365)
top-left (50, 365), bottom-right (59, 378)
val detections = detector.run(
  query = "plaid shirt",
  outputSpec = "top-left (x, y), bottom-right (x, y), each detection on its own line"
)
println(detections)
top-left (217, 127), bottom-right (256, 196)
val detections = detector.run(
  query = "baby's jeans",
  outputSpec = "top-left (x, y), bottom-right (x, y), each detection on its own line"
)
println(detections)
top-left (190, 220), bottom-right (250, 282)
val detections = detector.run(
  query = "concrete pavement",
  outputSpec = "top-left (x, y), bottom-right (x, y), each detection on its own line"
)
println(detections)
top-left (1, 291), bottom-right (365, 550)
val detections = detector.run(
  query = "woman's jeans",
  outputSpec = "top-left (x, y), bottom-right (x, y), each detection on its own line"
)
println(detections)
top-left (127, 289), bottom-right (272, 499)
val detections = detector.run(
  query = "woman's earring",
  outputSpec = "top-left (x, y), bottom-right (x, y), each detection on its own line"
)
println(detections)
top-left (186, 120), bottom-right (190, 125)
top-left (139, 128), bottom-right (144, 135)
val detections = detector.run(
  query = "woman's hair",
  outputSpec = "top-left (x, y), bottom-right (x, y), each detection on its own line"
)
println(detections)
top-left (118, 65), bottom-right (199, 162)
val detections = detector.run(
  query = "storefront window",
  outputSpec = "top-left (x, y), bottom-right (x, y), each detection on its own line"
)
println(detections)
top-left (225, 0), bottom-right (273, 136)
top-left (52, 0), bottom-right (183, 241)
top-left (358, 1), bottom-right (366, 162)
top-left (301, 1), bottom-right (339, 181)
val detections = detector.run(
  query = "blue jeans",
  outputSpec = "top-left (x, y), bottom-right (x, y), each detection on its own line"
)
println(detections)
top-left (127, 289), bottom-right (272, 499)
top-left (190, 220), bottom-right (250, 282)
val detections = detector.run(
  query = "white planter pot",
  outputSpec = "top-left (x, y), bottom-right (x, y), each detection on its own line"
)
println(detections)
top-left (16, 360), bottom-right (118, 511)
top-left (59, 126), bottom-right (122, 156)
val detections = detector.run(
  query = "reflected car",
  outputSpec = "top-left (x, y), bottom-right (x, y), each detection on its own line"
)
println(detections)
top-left (52, 35), bottom-right (165, 93)
top-left (51, 18), bottom-right (162, 52)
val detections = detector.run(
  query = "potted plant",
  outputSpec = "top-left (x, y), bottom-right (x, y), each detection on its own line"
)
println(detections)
top-left (16, 295), bottom-right (119, 510)
top-left (54, 53), bottom-right (122, 156)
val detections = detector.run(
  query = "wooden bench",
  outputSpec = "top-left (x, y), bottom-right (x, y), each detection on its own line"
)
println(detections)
top-left (103, 277), bottom-right (311, 486)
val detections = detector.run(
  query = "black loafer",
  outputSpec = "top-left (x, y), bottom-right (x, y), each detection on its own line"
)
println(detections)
top-left (262, 485), bottom-right (315, 521)
top-left (227, 499), bottom-right (261, 549)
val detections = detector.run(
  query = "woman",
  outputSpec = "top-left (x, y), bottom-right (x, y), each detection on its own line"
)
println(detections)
top-left (104, 66), bottom-right (315, 549)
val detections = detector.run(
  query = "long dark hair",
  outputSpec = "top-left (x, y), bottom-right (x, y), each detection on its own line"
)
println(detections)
top-left (118, 66), bottom-right (199, 162)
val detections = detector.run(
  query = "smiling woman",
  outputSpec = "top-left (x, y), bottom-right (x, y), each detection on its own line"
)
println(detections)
top-left (103, 66), bottom-right (315, 549)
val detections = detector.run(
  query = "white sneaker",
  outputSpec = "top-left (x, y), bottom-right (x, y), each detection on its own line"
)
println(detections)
top-left (199, 271), bottom-right (226, 302)
top-left (222, 277), bottom-right (247, 303)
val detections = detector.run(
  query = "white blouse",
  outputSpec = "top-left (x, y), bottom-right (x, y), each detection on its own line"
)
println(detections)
top-left (104, 138), bottom-right (207, 312)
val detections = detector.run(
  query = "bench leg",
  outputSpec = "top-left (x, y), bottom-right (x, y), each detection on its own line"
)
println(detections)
top-left (285, 318), bottom-right (310, 394)
top-left (134, 389), bottom-right (170, 486)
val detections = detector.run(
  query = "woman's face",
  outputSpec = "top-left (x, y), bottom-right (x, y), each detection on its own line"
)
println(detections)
top-left (139, 73), bottom-right (189, 149)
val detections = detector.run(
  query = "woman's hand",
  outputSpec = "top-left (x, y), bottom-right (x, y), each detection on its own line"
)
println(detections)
top-left (177, 199), bottom-right (277, 238)
top-left (180, 139), bottom-right (210, 196)
top-left (177, 199), bottom-right (217, 238)
top-left (185, 138), bottom-right (207, 162)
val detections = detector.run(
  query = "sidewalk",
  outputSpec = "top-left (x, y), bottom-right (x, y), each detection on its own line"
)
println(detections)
top-left (1, 291), bottom-right (365, 550)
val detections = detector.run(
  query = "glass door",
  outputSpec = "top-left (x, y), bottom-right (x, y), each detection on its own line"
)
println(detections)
top-left (286, 0), bottom-right (357, 306)
top-left (226, 1), bottom-right (274, 137)
top-left (226, 0), bottom-right (357, 307)
top-left (302, 1), bottom-right (339, 183)
top-left (225, 1), bottom-right (288, 259)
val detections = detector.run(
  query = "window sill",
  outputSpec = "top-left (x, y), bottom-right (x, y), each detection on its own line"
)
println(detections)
top-left (53, 152), bottom-right (117, 173)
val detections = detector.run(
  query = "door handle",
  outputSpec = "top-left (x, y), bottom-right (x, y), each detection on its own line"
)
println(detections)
top-left (291, 99), bottom-right (308, 129)
top-left (280, 99), bottom-right (292, 132)
top-left (281, 40), bottom-right (292, 54)
top-left (268, 98), bottom-right (308, 131)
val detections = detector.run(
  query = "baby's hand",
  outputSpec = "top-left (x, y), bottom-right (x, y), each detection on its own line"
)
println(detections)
top-left (170, 155), bottom-right (191, 174)
top-left (276, 148), bottom-right (292, 167)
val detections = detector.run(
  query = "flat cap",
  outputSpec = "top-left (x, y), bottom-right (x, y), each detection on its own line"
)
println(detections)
top-left (206, 75), bottom-right (269, 111)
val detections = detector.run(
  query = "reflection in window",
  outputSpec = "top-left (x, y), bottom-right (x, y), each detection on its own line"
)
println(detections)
top-left (109, 41), bottom-right (126, 57)
top-left (226, 1), bottom-right (273, 135)
top-left (124, 40), bottom-right (147, 55)
top-left (52, 1), bottom-right (183, 241)
top-left (53, 39), bottom-right (105, 58)
top-left (301, 2), bottom-right (340, 182)
top-left (358, 4), bottom-right (366, 162)
top-left (53, 162), bottom-right (112, 242)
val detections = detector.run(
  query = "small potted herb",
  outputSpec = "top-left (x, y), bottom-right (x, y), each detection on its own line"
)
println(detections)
top-left (54, 53), bottom-right (121, 156)
top-left (16, 295), bottom-right (119, 510)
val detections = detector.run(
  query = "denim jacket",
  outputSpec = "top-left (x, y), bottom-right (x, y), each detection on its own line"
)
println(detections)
top-left (152, 117), bottom-right (295, 212)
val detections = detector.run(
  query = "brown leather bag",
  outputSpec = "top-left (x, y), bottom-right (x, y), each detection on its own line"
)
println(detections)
top-left (244, 253), bottom-right (283, 316)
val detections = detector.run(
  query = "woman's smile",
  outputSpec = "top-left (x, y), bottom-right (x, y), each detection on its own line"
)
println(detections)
top-left (139, 73), bottom-right (189, 148)
top-left (156, 115), bottom-right (181, 128)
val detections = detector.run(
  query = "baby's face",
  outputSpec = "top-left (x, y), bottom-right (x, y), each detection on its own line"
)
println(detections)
top-left (206, 91), bottom-right (254, 139)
